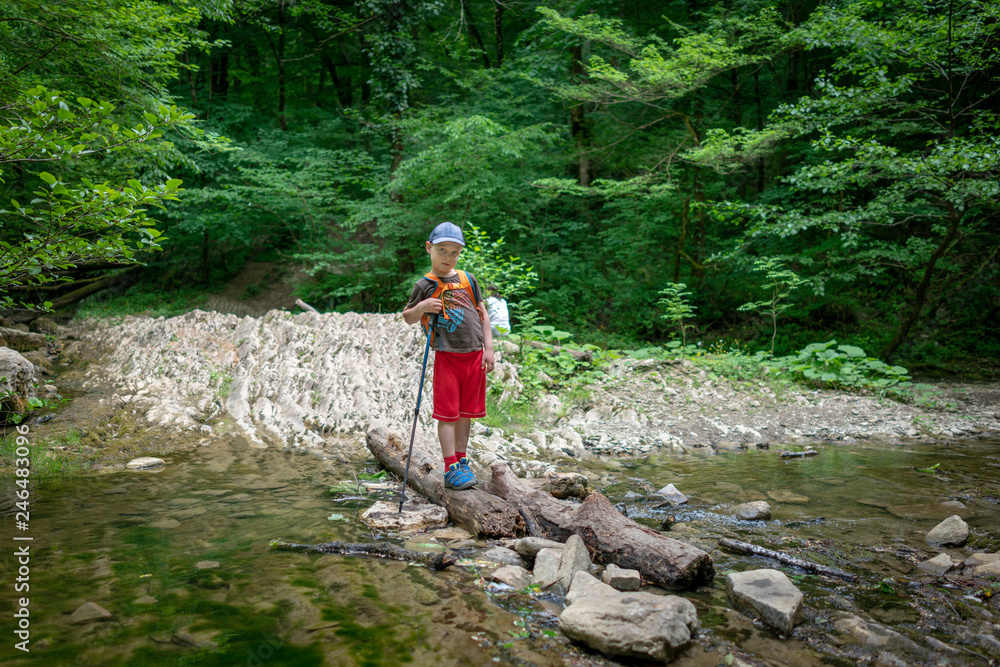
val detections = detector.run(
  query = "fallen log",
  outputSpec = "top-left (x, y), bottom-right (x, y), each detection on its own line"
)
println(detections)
top-left (270, 539), bottom-right (456, 570)
top-left (365, 428), bottom-right (523, 538)
top-left (367, 427), bottom-right (715, 590)
top-left (295, 298), bottom-right (319, 314)
top-left (485, 462), bottom-right (714, 590)
top-left (718, 538), bottom-right (858, 582)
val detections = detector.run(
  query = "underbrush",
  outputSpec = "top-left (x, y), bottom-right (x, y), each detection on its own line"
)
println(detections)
top-left (0, 429), bottom-right (87, 482)
top-left (505, 323), bottom-right (918, 403)
top-left (78, 284), bottom-right (211, 320)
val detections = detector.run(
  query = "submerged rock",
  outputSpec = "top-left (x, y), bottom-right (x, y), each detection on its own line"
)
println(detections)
top-left (726, 569), bottom-right (804, 635)
top-left (654, 483), bottom-right (688, 505)
top-left (925, 515), bottom-right (969, 547)
top-left (68, 602), bottom-right (113, 625)
top-left (887, 501), bottom-right (971, 521)
top-left (767, 489), bottom-right (809, 504)
top-left (832, 613), bottom-right (920, 653)
top-left (559, 591), bottom-right (698, 662)
top-left (733, 501), bottom-right (772, 521)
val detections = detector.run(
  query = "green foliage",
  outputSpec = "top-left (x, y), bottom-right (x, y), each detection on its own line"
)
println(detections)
top-left (769, 341), bottom-right (911, 390)
top-left (738, 258), bottom-right (806, 356)
top-left (458, 225), bottom-right (538, 302)
top-left (658, 282), bottom-right (696, 345)
top-left (509, 326), bottom-right (604, 392)
top-left (0, 87), bottom-right (193, 309)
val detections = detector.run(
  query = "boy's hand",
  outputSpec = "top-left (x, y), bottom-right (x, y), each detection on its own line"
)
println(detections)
top-left (482, 348), bottom-right (495, 373)
top-left (419, 297), bottom-right (443, 314)
top-left (403, 297), bottom-right (442, 325)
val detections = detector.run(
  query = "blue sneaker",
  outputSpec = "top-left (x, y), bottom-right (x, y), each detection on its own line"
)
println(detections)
top-left (458, 456), bottom-right (478, 486)
top-left (444, 462), bottom-right (477, 490)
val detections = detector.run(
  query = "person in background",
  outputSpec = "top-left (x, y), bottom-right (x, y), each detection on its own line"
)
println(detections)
top-left (486, 284), bottom-right (510, 337)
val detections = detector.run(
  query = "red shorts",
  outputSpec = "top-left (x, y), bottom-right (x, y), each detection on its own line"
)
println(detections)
top-left (432, 350), bottom-right (486, 421)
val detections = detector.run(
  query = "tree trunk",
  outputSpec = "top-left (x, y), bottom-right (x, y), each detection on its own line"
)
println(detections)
top-left (881, 212), bottom-right (962, 360)
top-left (570, 44), bottom-right (592, 186)
top-left (483, 462), bottom-right (715, 590)
top-left (493, 0), bottom-right (504, 67)
top-left (367, 428), bottom-right (715, 590)
top-left (460, 0), bottom-right (492, 68)
top-left (44, 267), bottom-right (140, 311)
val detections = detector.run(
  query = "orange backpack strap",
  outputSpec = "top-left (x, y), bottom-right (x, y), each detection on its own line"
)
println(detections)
top-left (419, 271), bottom-right (485, 338)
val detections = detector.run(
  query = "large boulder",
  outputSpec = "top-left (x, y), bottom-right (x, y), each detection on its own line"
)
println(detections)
top-left (559, 591), bottom-right (698, 662)
top-left (726, 569), bottom-right (804, 635)
top-left (0, 347), bottom-right (37, 423)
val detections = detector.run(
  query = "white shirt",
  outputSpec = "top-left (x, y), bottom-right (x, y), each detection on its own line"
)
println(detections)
top-left (486, 296), bottom-right (510, 334)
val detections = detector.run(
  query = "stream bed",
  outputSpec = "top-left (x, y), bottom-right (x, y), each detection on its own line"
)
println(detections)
top-left (3, 433), bottom-right (1000, 666)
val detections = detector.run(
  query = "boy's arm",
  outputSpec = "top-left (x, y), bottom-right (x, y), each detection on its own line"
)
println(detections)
top-left (479, 300), bottom-right (495, 373)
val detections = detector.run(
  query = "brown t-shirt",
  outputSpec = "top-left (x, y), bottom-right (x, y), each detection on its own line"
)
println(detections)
top-left (405, 272), bottom-right (485, 353)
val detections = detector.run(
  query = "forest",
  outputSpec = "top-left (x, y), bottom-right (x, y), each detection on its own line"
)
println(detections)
top-left (1, 0), bottom-right (998, 371)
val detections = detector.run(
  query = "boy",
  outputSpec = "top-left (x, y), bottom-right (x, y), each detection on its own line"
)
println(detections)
top-left (402, 222), bottom-right (495, 490)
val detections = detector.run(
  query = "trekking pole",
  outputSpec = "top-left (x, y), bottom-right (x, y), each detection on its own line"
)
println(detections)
top-left (399, 314), bottom-right (436, 513)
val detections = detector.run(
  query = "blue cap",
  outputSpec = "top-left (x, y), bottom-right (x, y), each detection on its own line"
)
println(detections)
top-left (428, 222), bottom-right (465, 246)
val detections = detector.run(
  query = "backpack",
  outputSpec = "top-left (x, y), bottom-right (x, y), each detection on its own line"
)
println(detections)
top-left (420, 270), bottom-right (485, 343)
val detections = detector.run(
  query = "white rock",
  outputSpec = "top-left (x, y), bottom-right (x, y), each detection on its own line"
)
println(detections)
top-left (490, 565), bottom-right (530, 590)
top-left (917, 553), bottom-right (957, 575)
top-left (550, 534), bottom-right (593, 596)
top-left (513, 537), bottom-right (564, 557)
top-left (126, 457), bottom-right (166, 470)
top-left (733, 501), bottom-right (771, 521)
top-left (602, 563), bottom-right (641, 591)
top-left (531, 548), bottom-right (562, 587)
top-left (360, 501), bottom-right (447, 532)
top-left (926, 515), bottom-right (969, 547)
top-left (559, 592), bottom-right (698, 662)
top-left (565, 571), bottom-right (619, 606)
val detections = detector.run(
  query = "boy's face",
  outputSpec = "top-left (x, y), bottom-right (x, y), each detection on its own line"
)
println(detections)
top-left (427, 241), bottom-right (463, 276)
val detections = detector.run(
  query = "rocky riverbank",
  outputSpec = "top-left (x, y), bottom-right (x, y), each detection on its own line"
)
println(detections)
top-left (4, 308), bottom-right (991, 471)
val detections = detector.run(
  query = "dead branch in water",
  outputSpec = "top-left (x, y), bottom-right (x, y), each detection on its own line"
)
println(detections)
top-left (718, 538), bottom-right (857, 582)
top-left (270, 539), bottom-right (457, 570)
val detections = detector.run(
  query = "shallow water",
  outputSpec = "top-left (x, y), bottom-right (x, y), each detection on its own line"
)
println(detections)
top-left (2, 435), bottom-right (999, 666)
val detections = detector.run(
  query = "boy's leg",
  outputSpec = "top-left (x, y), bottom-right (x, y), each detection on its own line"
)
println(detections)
top-left (437, 419), bottom-right (458, 459)
top-left (453, 417), bottom-right (471, 458)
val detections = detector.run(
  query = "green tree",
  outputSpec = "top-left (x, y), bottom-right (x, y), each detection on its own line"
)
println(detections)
top-left (0, 88), bottom-right (191, 309)
top-left (658, 282), bottom-right (696, 346)
top-left (737, 257), bottom-right (806, 356)
top-left (693, 0), bottom-right (1000, 359)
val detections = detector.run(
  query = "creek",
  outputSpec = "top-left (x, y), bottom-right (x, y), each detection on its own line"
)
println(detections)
top-left (3, 433), bottom-right (999, 666)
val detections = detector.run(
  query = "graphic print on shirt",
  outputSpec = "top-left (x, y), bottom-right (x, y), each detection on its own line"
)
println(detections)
top-left (439, 284), bottom-right (472, 333)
